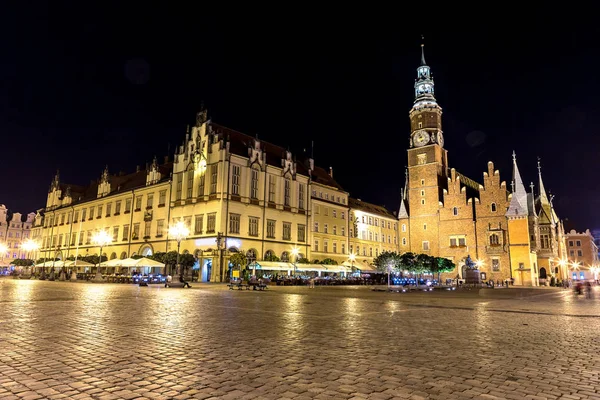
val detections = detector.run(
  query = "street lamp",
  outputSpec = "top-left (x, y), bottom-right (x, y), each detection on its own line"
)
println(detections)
top-left (91, 230), bottom-right (112, 282)
top-left (21, 239), bottom-right (39, 276)
top-left (349, 253), bottom-right (356, 276)
top-left (168, 221), bottom-right (190, 280)
top-left (291, 247), bottom-right (299, 276)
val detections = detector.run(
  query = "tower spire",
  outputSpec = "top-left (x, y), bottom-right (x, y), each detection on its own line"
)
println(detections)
top-left (506, 151), bottom-right (528, 216)
top-left (420, 35), bottom-right (427, 66)
top-left (398, 166), bottom-right (409, 218)
top-left (537, 157), bottom-right (551, 206)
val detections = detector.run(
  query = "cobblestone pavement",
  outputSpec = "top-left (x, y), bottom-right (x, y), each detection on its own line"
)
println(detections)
top-left (1, 279), bottom-right (600, 399)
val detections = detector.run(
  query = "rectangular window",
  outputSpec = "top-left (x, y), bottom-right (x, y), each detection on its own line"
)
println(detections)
top-left (89, 207), bottom-right (94, 220)
top-left (450, 238), bottom-right (457, 247)
top-left (184, 215), bottom-right (192, 230)
top-left (78, 232), bottom-right (84, 244)
top-left (97, 205), bottom-right (103, 218)
top-left (187, 171), bottom-right (194, 198)
top-left (369, 217), bottom-right (372, 225)
top-left (125, 199), bottom-right (132, 213)
top-left (176, 173), bottom-right (182, 200)
top-left (284, 179), bottom-right (291, 206)
top-left (113, 226), bottom-right (119, 241)
top-left (268, 175), bottom-right (276, 202)
top-left (60, 214), bottom-right (65, 224)
top-left (324, 241), bottom-right (328, 253)
top-left (333, 225), bottom-right (337, 235)
top-left (423, 241), bottom-right (430, 250)
top-left (229, 214), bottom-right (240, 234)
top-left (459, 237), bottom-right (466, 246)
top-left (133, 223), bottom-right (140, 239)
top-left (570, 250), bottom-right (575, 257)
top-left (314, 240), bottom-right (319, 252)
top-left (341, 227), bottom-right (345, 236)
top-left (123, 225), bottom-right (129, 240)
top-left (159, 190), bottom-right (166, 206)
top-left (194, 215), bottom-right (203, 234)
top-left (341, 243), bottom-right (346, 254)
top-left (298, 183), bottom-right (305, 209)
top-left (541, 234), bottom-right (549, 249)
top-left (576, 240), bottom-right (581, 247)
top-left (86, 230), bottom-right (92, 244)
top-left (283, 222), bottom-right (291, 240)
top-left (157, 219), bottom-right (165, 237)
top-left (298, 224), bottom-right (306, 242)
top-left (67, 213), bottom-right (72, 224)
top-left (232, 165), bottom-right (240, 195)
top-left (324, 224), bottom-right (328, 234)
top-left (333, 210), bottom-right (337, 218)
top-left (74, 211), bottom-right (79, 223)
top-left (325, 207), bottom-right (329, 216)
top-left (333, 242), bottom-right (337, 253)
top-left (115, 201), bottom-right (121, 214)
top-left (267, 220), bottom-right (276, 239)
top-left (314, 222), bottom-right (319, 232)
top-left (210, 165), bottom-right (218, 194)
top-left (71, 233), bottom-right (76, 246)
top-left (249, 217), bottom-right (259, 237)
top-left (578, 250), bottom-right (583, 257)
top-left (206, 213), bottom-right (217, 233)
top-left (349, 244), bottom-right (353, 254)
top-left (147, 194), bottom-right (154, 208)
top-left (58, 234), bottom-right (63, 246)
top-left (341, 211), bottom-right (345, 220)
top-left (197, 174), bottom-right (205, 198)
top-left (106, 203), bottom-right (112, 217)
top-left (135, 196), bottom-right (142, 210)
top-left (144, 221), bottom-right (151, 238)
top-left (251, 169), bottom-right (259, 199)
top-left (402, 237), bottom-right (407, 245)
top-left (568, 240), bottom-right (574, 247)
top-left (315, 205), bottom-right (320, 214)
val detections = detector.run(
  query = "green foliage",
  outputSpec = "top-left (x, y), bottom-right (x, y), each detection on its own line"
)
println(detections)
top-left (131, 254), bottom-right (144, 259)
top-left (437, 257), bottom-right (456, 273)
top-left (312, 259), bottom-right (320, 264)
top-left (373, 251), bottom-right (400, 273)
top-left (229, 252), bottom-right (247, 268)
top-left (296, 257), bottom-right (310, 264)
top-left (80, 255), bottom-right (108, 265)
top-left (66, 255), bottom-right (76, 261)
top-left (397, 252), bottom-right (416, 272)
top-left (36, 258), bottom-right (60, 264)
top-left (11, 259), bottom-right (35, 266)
top-left (320, 258), bottom-right (337, 265)
top-left (264, 253), bottom-right (280, 262)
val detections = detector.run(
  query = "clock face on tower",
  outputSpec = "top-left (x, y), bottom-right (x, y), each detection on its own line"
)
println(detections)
top-left (413, 130), bottom-right (430, 147)
top-left (437, 131), bottom-right (444, 147)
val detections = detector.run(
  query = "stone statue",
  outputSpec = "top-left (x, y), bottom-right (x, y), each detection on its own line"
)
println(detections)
top-left (465, 255), bottom-right (476, 269)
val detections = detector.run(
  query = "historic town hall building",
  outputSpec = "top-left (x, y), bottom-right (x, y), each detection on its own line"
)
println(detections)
top-left (396, 43), bottom-right (569, 285)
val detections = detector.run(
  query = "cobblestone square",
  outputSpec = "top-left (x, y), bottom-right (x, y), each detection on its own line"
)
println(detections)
top-left (1, 280), bottom-right (599, 399)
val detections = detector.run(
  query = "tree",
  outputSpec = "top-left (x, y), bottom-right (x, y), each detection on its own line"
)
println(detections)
top-left (397, 252), bottom-right (416, 273)
top-left (264, 253), bottom-right (280, 262)
top-left (296, 257), bottom-right (310, 264)
top-left (180, 253), bottom-right (195, 276)
top-left (11, 259), bottom-right (35, 267)
top-left (229, 252), bottom-right (247, 269)
top-left (320, 258), bottom-right (337, 265)
top-left (373, 251), bottom-right (400, 273)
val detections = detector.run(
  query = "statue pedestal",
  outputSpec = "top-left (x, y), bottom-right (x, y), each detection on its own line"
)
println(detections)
top-left (465, 268), bottom-right (481, 285)
top-left (92, 271), bottom-right (105, 283)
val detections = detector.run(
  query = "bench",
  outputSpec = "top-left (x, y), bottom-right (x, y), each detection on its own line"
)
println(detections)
top-left (228, 283), bottom-right (250, 290)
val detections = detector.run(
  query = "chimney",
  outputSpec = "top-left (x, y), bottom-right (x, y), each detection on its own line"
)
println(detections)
top-left (329, 166), bottom-right (333, 178)
top-left (136, 165), bottom-right (140, 173)
top-left (164, 155), bottom-right (169, 164)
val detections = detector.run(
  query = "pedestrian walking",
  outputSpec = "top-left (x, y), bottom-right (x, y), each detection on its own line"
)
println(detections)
top-left (585, 281), bottom-right (592, 299)
top-left (165, 273), bottom-right (172, 287)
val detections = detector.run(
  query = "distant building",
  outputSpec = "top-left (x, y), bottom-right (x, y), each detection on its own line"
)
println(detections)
top-left (0, 204), bottom-right (36, 266)
top-left (565, 229), bottom-right (599, 280)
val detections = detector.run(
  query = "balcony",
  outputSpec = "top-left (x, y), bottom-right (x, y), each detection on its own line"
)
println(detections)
top-left (485, 244), bottom-right (506, 254)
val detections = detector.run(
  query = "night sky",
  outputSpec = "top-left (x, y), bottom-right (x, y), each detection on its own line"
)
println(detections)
top-left (1, 7), bottom-right (598, 230)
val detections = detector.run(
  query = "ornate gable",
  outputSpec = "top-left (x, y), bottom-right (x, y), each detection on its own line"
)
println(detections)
top-left (281, 150), bottom-right (296, 179)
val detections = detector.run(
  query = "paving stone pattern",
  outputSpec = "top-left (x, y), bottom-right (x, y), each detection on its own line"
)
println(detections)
top-left (1, 280), bottom-right (600, 399)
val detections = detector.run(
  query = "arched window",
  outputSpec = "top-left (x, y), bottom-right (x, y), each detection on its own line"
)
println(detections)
top-left (490, 234), bottom-right (500, 245)
top-left (264, 250), bottom-right (275, 260)
top-left (281, 251), bottom-right (290, 262)
top-left (539, 267), bottom-right (547, 279)
top-left (120, 251), bottom-right (127, 259)
top-left (555, 267), bottom-right (559, 274)
top-left (491, 203), bottom-right (497, 212)
top-left (110, 252), bottom-right (117, 260)
top-left (453, 207), bottom-right (458, 216)
top-left (246, 249), bottom-right (257, 260)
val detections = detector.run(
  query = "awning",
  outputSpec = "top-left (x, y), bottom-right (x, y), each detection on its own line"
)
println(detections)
top-left (249, 261), bottom-right (293, 271)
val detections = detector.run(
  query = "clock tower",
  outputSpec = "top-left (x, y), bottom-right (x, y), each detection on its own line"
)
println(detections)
top-left (406, 39), bottom-right (449, 256)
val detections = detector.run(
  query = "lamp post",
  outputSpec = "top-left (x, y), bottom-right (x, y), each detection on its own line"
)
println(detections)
top-left (21, 239), bottom-right (39, 277)
top-left (91, 230), bottom-right (112, 282)
top-left (168, 221), bottom-right (190, 280)
top-left (349, 253), bottom-right (356, 276)
top-left (0, 243), bottom-right (7, 275)
top-left (291, 247), bottom-right (299, 276)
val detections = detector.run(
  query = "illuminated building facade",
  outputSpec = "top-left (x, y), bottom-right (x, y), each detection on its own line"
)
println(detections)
top-left (397, 42), bottom-right (568, 286)
top-left (0, 204), bottom-right (36, 264)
